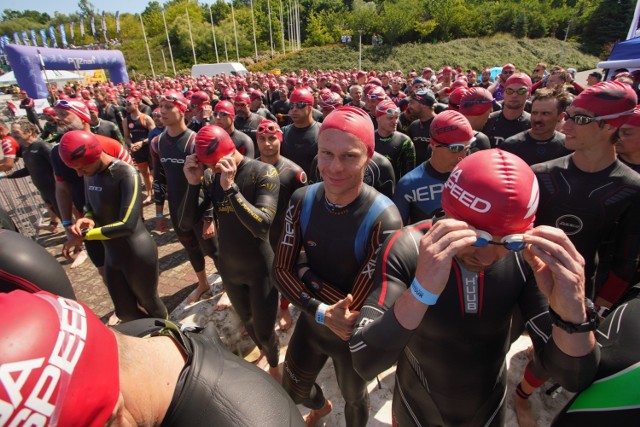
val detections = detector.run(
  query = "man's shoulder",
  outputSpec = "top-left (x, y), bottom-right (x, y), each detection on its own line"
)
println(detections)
top-left (531, 154), bottom-right (571, 173)
top-left (502, 130), bottom-right (528, 146)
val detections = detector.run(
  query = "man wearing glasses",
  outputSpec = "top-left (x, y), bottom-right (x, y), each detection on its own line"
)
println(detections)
top-left (281, 88), bottom-right (321, 176)
top-left (482, 72), bottom-right (532, 147)
top-left (394, 110), bottom-right (473, 225)
top-left (234, 91), bottom-right (265, 154)
top-left (350, 149), bottom-right (600, 426)
top-left (213, 100), bottom-right (255, 158)
top-left (488, 63), bottom-right (516, 101)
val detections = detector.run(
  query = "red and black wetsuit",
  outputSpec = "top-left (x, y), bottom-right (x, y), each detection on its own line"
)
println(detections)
top-left (83, 159), bottom-right (166, 321)
top-left (151, 129), bottom-right (218, 271)
top-left (533, 156), bottom-right (640, 303)
top-left (230, 128), bottom-right (255, 158)
top-left (350, 221), bottom-right (599, 426)
top-left (178, 157), bottom-right (281, 368)
top-left (273, 183), bottom-right (402, 426)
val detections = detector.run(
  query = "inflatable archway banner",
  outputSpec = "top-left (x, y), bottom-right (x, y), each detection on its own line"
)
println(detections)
top-left (5, 44), bottom-right (129, 99)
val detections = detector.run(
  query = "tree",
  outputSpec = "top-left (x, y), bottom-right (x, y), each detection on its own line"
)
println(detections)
top-left (379, 0), bottom-right (423, 44)
top-left (304, 11), bottom-right (335, 46)
top-left (77, 0), bottom-right (96, 16)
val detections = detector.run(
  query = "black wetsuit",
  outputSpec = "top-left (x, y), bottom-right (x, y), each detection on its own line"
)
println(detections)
top-left (91, 118), bottom-right (124, 143)
top-left (482, 110), bottom-right (531, 147)
top-left (0, 229), bottom-right (76, 299)
top-left (350, 221), bottom-right (599, 426)
top-left (408, 118), bottom-right (435, 165)
top-left (393, 161), bottom-right (449, 225)
top-left (272, 99), bottom-right (292, 126)
top-left (619, 156), bottom-right (640, 174)
top-left (126, 113), bottom-right (151, 165)
top-left (19, 97), bottom-right (41, 131)
top-left (533, 156), bottom-right (640, 302)
top-left (230, 128), bottom-right (255, 158)
top-left (83, 159), bottom-right (166, 321)
top-left (273, 183), bottom-right (402, 426)
top-left (552, 285), bottom-right (640, 426)
top-left (187, 117), bottom-right (212, 133)
top-left (375, 130), bottom-right (416, 179)
top-left (234, 112), bottom-right (263, 155)
top-left (116, 319), bottom-right (305, 427)
top-left (151, 129), bottom-right (218, 271)
top-left (309, 152), bottom-right (396, 199)
top-left (281, 122), bottom-right (321, 177)
top-left (6, 139), bottom-right (59, 217)
top-left (100, 103), bottom-right (126, 134)
top-left (178, 157), bottom-right (281, 368)
top-left (40, 121), bottom-right (60, 142)
top-left (501, 130), bottom-right (571, 165)
top-left (253, 107), bottom-right (277, 121)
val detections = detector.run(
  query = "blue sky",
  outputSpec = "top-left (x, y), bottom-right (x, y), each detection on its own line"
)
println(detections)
top-left (8, 1), bottom-right (152, 16)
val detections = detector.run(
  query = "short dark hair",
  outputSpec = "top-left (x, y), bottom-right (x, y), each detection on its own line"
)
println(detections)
top-left (588, 71), bottom-right (603, 81)
top-left (532, 87), bottom-right (573, 114)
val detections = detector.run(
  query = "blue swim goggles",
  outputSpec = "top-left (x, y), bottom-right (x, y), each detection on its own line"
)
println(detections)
top-left (473, 230), bottom-right (526, 251)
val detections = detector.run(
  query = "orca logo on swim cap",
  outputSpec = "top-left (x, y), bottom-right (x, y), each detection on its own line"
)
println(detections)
top-left (70, 144), bottom-right (87, 161)
top-left (206, 138), bottom-right (219, 156)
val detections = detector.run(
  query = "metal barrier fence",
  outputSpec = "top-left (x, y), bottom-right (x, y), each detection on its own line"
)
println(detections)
top-left (0, 158), bottom-right (48, 239)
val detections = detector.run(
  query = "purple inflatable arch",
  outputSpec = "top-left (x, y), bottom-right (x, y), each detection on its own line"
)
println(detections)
top-left (5, 44), bottom-right (129, 99)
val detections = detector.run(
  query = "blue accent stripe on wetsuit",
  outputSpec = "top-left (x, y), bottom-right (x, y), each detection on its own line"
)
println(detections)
top-left (301, 183), bottom-right (321, 237)
top-left (354, 194), bottom-right (394, 265)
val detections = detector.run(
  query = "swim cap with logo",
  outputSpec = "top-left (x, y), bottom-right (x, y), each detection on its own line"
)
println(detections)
top-left (59, 130), bottom-right (103, 168)
top-left (195, 125), bottom-right (236, 165)
top-left (430, 110), bottom-right (474, 145)
top-left (0, 290), bottom-right (119, 427)
top-left (572, 81), bottom-right (637, 127)
top-left (441, 149), bottom-right (538, 235)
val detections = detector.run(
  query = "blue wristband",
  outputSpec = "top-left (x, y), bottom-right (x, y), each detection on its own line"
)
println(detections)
top-left (315, 303), bottom-right (328, 325)
top-left (62, 220), bottom-right (72, 227)
top-left (410, 278), bottom-right (440, 305)
top-left (155, 213), bottom-right (164, 219)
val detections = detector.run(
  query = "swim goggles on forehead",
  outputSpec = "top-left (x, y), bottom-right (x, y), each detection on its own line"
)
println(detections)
top-left (257, 122), bottom-right (282, 135)
top-left (159, 93), bottom-right (187, 108)
top-left (53, 99), bottom-right (86, 115)
top-left (563, 109), bottom-right (635, 126)
top-left (473, 230), bottom-right (526, 251)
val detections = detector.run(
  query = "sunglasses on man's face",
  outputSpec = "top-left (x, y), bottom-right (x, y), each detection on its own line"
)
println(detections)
top-left (563, 112), bottom-right (599, 126)
top-left (289, 102), bottom-right (309, 110)
top-left (504, 87), bottom-right (528, 96)
top-left (435, 141), bottom-right (475, 153)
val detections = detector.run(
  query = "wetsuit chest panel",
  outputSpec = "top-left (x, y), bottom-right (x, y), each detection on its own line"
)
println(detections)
top-left (127, 115), bottom-right (147, 142)
top-left (86, 161), bottom-right (132, 225)
top-left (158, 131), bottom-right (195, 215)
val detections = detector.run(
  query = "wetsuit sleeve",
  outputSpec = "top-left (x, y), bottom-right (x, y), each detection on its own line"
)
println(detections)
top-left (597, 196), bottom-right (640, 305)
top-left (400, 137), bottom-right (416, 177)
top-left (350, 228), bottom-right (420, 380)
top-left (228, 164), bottom-right (279, 239)
top-left (112, 125), bottom-right (124, 144)
top-left (378, 161), bottom-right (396, 199)
top-left (176, 183), bottom-right (201, 232)
top-left (6, 168), bottom-right (30, 178)
top-left (84, 165), bottom-right (142, 240)
top-left (518, 263), bottom-right (599, 392)
top-left (392, 179), bottom-right (411, 225)
top-left (150, 135), bottom-right (167, 207)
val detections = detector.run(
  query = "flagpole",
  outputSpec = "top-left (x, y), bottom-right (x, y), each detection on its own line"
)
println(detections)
top-left (161, 48), bottom-right (168, 73)
top-left (37, 50), bottom-right (56, 101)
top-left (139, 14), bottom-right (156, 79)
top-left (224, 36), bottom-right (229, 62)
top-left (186, 7), bottom-right (197, 65)
top-left (267, 0), bottom-right (275, 58)
top-left (161, 9), bottom-right (177, 76)
top-left (249, 0), bottom-right (258, 62)
top-left (208, 6), bottom-right (220, 63)
top-left (296, 0), bottom-right (301, 49)
top-left (231, 2), bottom-right (240, 62)
top-left (279, 0), bottom-right (285, 54)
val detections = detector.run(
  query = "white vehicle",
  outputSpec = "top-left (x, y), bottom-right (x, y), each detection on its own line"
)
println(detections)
top-left (191, 62), bottom-right (248, 78)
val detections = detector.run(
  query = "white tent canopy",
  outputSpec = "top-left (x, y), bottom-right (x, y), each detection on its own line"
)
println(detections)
top-left (0, 69), bottom-right (85, 85)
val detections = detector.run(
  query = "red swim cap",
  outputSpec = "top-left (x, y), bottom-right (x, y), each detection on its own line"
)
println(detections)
top-left (448, 87), bottom-right (469, 111)
top-left (0, 290), bottom-right (119, 427)
top-left (442, 149), bottom-right (538, 235)
top-left (621, 108), bottom-right (640, 127)
top-left (257, 119), bottom-right (283, 142)
top-left (214, 100), bottom-right (235, 119)
top-left (53, 99), bottom-right (91, 124)
top-left (572, 81), bottom-right (638, 127)
top-left (505, 72), bottom-right (532, 91)
top-left (430, 110), bottom-right (474, 145)
top-left (319, 106), bottom-right (375, 158)
top-left (234, 91), bottom-right (251, 105)
top-left (195, 125), bottom-right (236, 165)
top-left (43, 106), bottom-right (56, 116)
top-left (290, 88), bottom-right (314, 105)
top-left (59, 130), bottom-right (103, 168)
top-left (460, 87), bottom-right (494, 117)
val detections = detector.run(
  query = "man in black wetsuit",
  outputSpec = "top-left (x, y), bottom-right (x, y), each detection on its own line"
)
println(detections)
top-left (214, 100), bottom-right (255, 158)
top-left (393, 110), bottom-right (474, 225)
top-left (350, 149), bottom-right (600, 427)
top-left (59, 130), bottom-right (166, 322)
top-left (482, 72), bottom-right (532, 147)
top-left (407, 89), bottom-right (437, 164)
top-left (123, 96), bottom-right (155, 204)
top-left (256, 119), bottom-right (308, 330)
top-left (40, 106), bottom-right (60, 142)
top-left (281, 88), bottom-right (321, 176)
top-left (180, 125), bottom-right (282, 381)
top-left (250, 90), bottom-right (277, 121)
top-left (374, 99), bottom-right (416, 179)
top-left (501, 88), bottom-right (572, 165)
top-left (151, 91), bottom-right (219, 306)
top-left (187, 91), bottom-right (213, 132)
top-left (616, 107), bottom-right (640, 173)
top-left (0, 290), bottom-right (305, 427)
top-left (273, 106), bottom-right (403, 426)
top-left (234, 91), bottom-right (264, 153)
top-left (87, 101), bottom-right (124, 143)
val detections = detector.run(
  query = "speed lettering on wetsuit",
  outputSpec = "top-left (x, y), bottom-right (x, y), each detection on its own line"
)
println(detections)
top-left (444, 169), bottom-right (491, 213)
top-left (403, 184), bottom-right (444, 203)
top-left (0, 296), bottom-right (87, 425)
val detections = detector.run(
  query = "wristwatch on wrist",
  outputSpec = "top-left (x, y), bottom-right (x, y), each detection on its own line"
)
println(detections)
top-left (548, 298), bottom-right (600, 334)
top-left (224, 183), bottom-right (239, 197)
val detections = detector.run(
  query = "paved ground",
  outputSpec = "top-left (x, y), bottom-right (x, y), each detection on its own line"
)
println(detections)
top-left (36, 200), bottom-right (215, 323)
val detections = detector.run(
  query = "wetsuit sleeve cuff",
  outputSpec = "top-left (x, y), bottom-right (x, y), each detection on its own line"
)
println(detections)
top-left (361, 304), bottom-right (414, 352)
